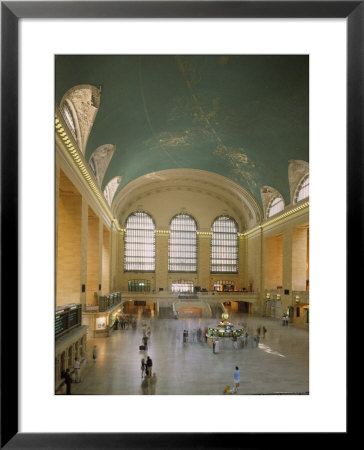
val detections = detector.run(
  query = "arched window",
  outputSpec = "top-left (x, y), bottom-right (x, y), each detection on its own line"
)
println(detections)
top-left (267, 196), bottom-right (284, 218)
top-left (124, 212), bottom-right (155, 271)
top-left (295, 175), bottom-right (309, 203)
top-left (211, 216), bottom-right (238, 273)
top-left (169, 214), bottom-right (197, 272)
top-left (61, 103), bottom-right (77, 139)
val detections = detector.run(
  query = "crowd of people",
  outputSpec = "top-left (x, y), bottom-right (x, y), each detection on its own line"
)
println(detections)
top-left (60, 313), bottom-right (275, 396)
top-left (113, 315), bottom-right (137, 330)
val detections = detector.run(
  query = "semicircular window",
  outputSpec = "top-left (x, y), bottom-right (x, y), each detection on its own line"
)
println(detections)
top-left (61, 103), bottom-right (77, 139)
top-left (124, 212), bottom-right (155, 271)
top-left (169, 214), bottom-right (197, 272)
top-left (267, 196), bottom-right (284, 218)
top-left (211, 216), bottom-right (238, 273)
top-left (295, 175), bottom-right (309, 203)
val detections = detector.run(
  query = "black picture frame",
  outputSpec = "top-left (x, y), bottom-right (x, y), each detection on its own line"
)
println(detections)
top-left (1, 1), bottom-right (355, 448)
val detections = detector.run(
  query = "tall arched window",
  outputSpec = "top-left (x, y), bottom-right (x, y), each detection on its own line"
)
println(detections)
top-left (295, 175), bottom-right (309, 203)
top-left (267, 196), bottom-right (284, 218)
top-left (211, 216), bottom-right (238, 273)
top-left (124, 212), bottom-right (155, 271)
top-left (169, 214), bottom-right (197, 272)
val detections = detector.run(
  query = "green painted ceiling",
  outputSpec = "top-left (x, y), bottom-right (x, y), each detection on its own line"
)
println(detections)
top-left (55, 55), bottom-right (308, 206)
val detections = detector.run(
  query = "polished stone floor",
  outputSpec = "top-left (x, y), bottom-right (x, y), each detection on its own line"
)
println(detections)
top-left (62, 313), bottom-right (309, 395)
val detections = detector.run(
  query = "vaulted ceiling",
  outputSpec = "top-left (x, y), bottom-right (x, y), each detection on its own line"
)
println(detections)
top-left (55, 55), bottom-right (309, 210)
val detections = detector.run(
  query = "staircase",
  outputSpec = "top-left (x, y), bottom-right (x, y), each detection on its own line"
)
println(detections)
top-left (158, 305), bottom-right (174, 319)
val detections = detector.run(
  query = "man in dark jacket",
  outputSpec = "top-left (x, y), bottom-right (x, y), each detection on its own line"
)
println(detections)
top-left (146, 356), bottom-right (153, 377)
top-left (64, 368), bottom-right (72, 395)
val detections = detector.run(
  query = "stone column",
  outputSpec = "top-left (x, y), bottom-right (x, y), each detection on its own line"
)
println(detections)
top-left (155, 231), bottom-right (169, 291)
top-left (80, 197), bottom-right (88, 310)
top-left (292, 226), bottom-right (308, 291)
top-left (238, 234), bottom-right (247, 290)
top-left (282, 227), bottom-right (293, 313)
top-left (197, 232), bottom-right (211, 290)
top-left (116, 230), bottom-right (125, 290)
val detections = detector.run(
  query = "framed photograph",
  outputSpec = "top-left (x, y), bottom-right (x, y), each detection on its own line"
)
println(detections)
top-left (1, 1), bottom-right (355, 447)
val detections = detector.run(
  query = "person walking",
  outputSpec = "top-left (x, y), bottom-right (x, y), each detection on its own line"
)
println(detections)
top-left (146, 356), bottom-right (153, 377)
top-left (214, 339), bottom-right (220, 353)
top-left (64, 368), bottom-right (72, 395)
top-left (197, 328), bottom-right (202, 342)
top-left (74, 357), bottom-right (81, 383)
top-left (92, 345), bottom-right (97, 361)
top-left (213, 338), bottom-right (216, 354)
top-left (142, 335), bottom-right (148, 349)
top-left (233, 366), bottom-right (240, 393)
top-left (141, 358), bottom-right (146, 378)
top-left (262, 325), bottom-right (267, 338)
top-left (232, 336), bottom-right (238, 350)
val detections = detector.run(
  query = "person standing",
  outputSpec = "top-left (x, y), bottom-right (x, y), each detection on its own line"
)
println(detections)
top-left (214, 339), bottom-right (220, 354)
top-left (141, 358), bottom-right (145, 378)
top-left (233, 366), bottom-right (240, 393)
top-left (212, 338), bottom-right (216, 354)
top-left (262, 326), bottom-right (267, 338)
top-left (74, 357), bottom-right (81, 383)
top-left (146, 356), bottom-right (153, 377)
top-left (64, 368), bottom-right (72, 395)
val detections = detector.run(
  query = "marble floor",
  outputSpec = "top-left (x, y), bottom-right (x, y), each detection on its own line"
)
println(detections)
top-left (61, 313), bottom-right (309, 396)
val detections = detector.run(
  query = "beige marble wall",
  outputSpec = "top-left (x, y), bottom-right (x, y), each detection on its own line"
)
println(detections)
top-left (86, 207), bottom-right (99, 305)
top-left (292, 226), bottom-right (308, 291)
top-left (265, 234), bottom-right (283, 290)
top-left (102, 225), bottom-right (110, 294)
top-left (56, 171), bottom-right (82, 306)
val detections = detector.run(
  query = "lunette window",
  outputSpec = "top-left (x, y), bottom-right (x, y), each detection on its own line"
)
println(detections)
top-left (267, 196), bottom-right (284, 218)
top-left (295, 175), bottom-right (309, 202)
top-left (61, 103), bottom-right (77, 140)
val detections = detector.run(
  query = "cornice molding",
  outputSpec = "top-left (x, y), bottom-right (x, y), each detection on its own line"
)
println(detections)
top-left (55, 111), bottom-right (121, 232)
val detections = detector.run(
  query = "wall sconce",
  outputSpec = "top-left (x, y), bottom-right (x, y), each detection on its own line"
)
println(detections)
top-left (266, 293), bottom-right (270, 299)
top-left (295, 295), bottom-right (300, 303)
top-left (276, 294), bottom-right (281, 300)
